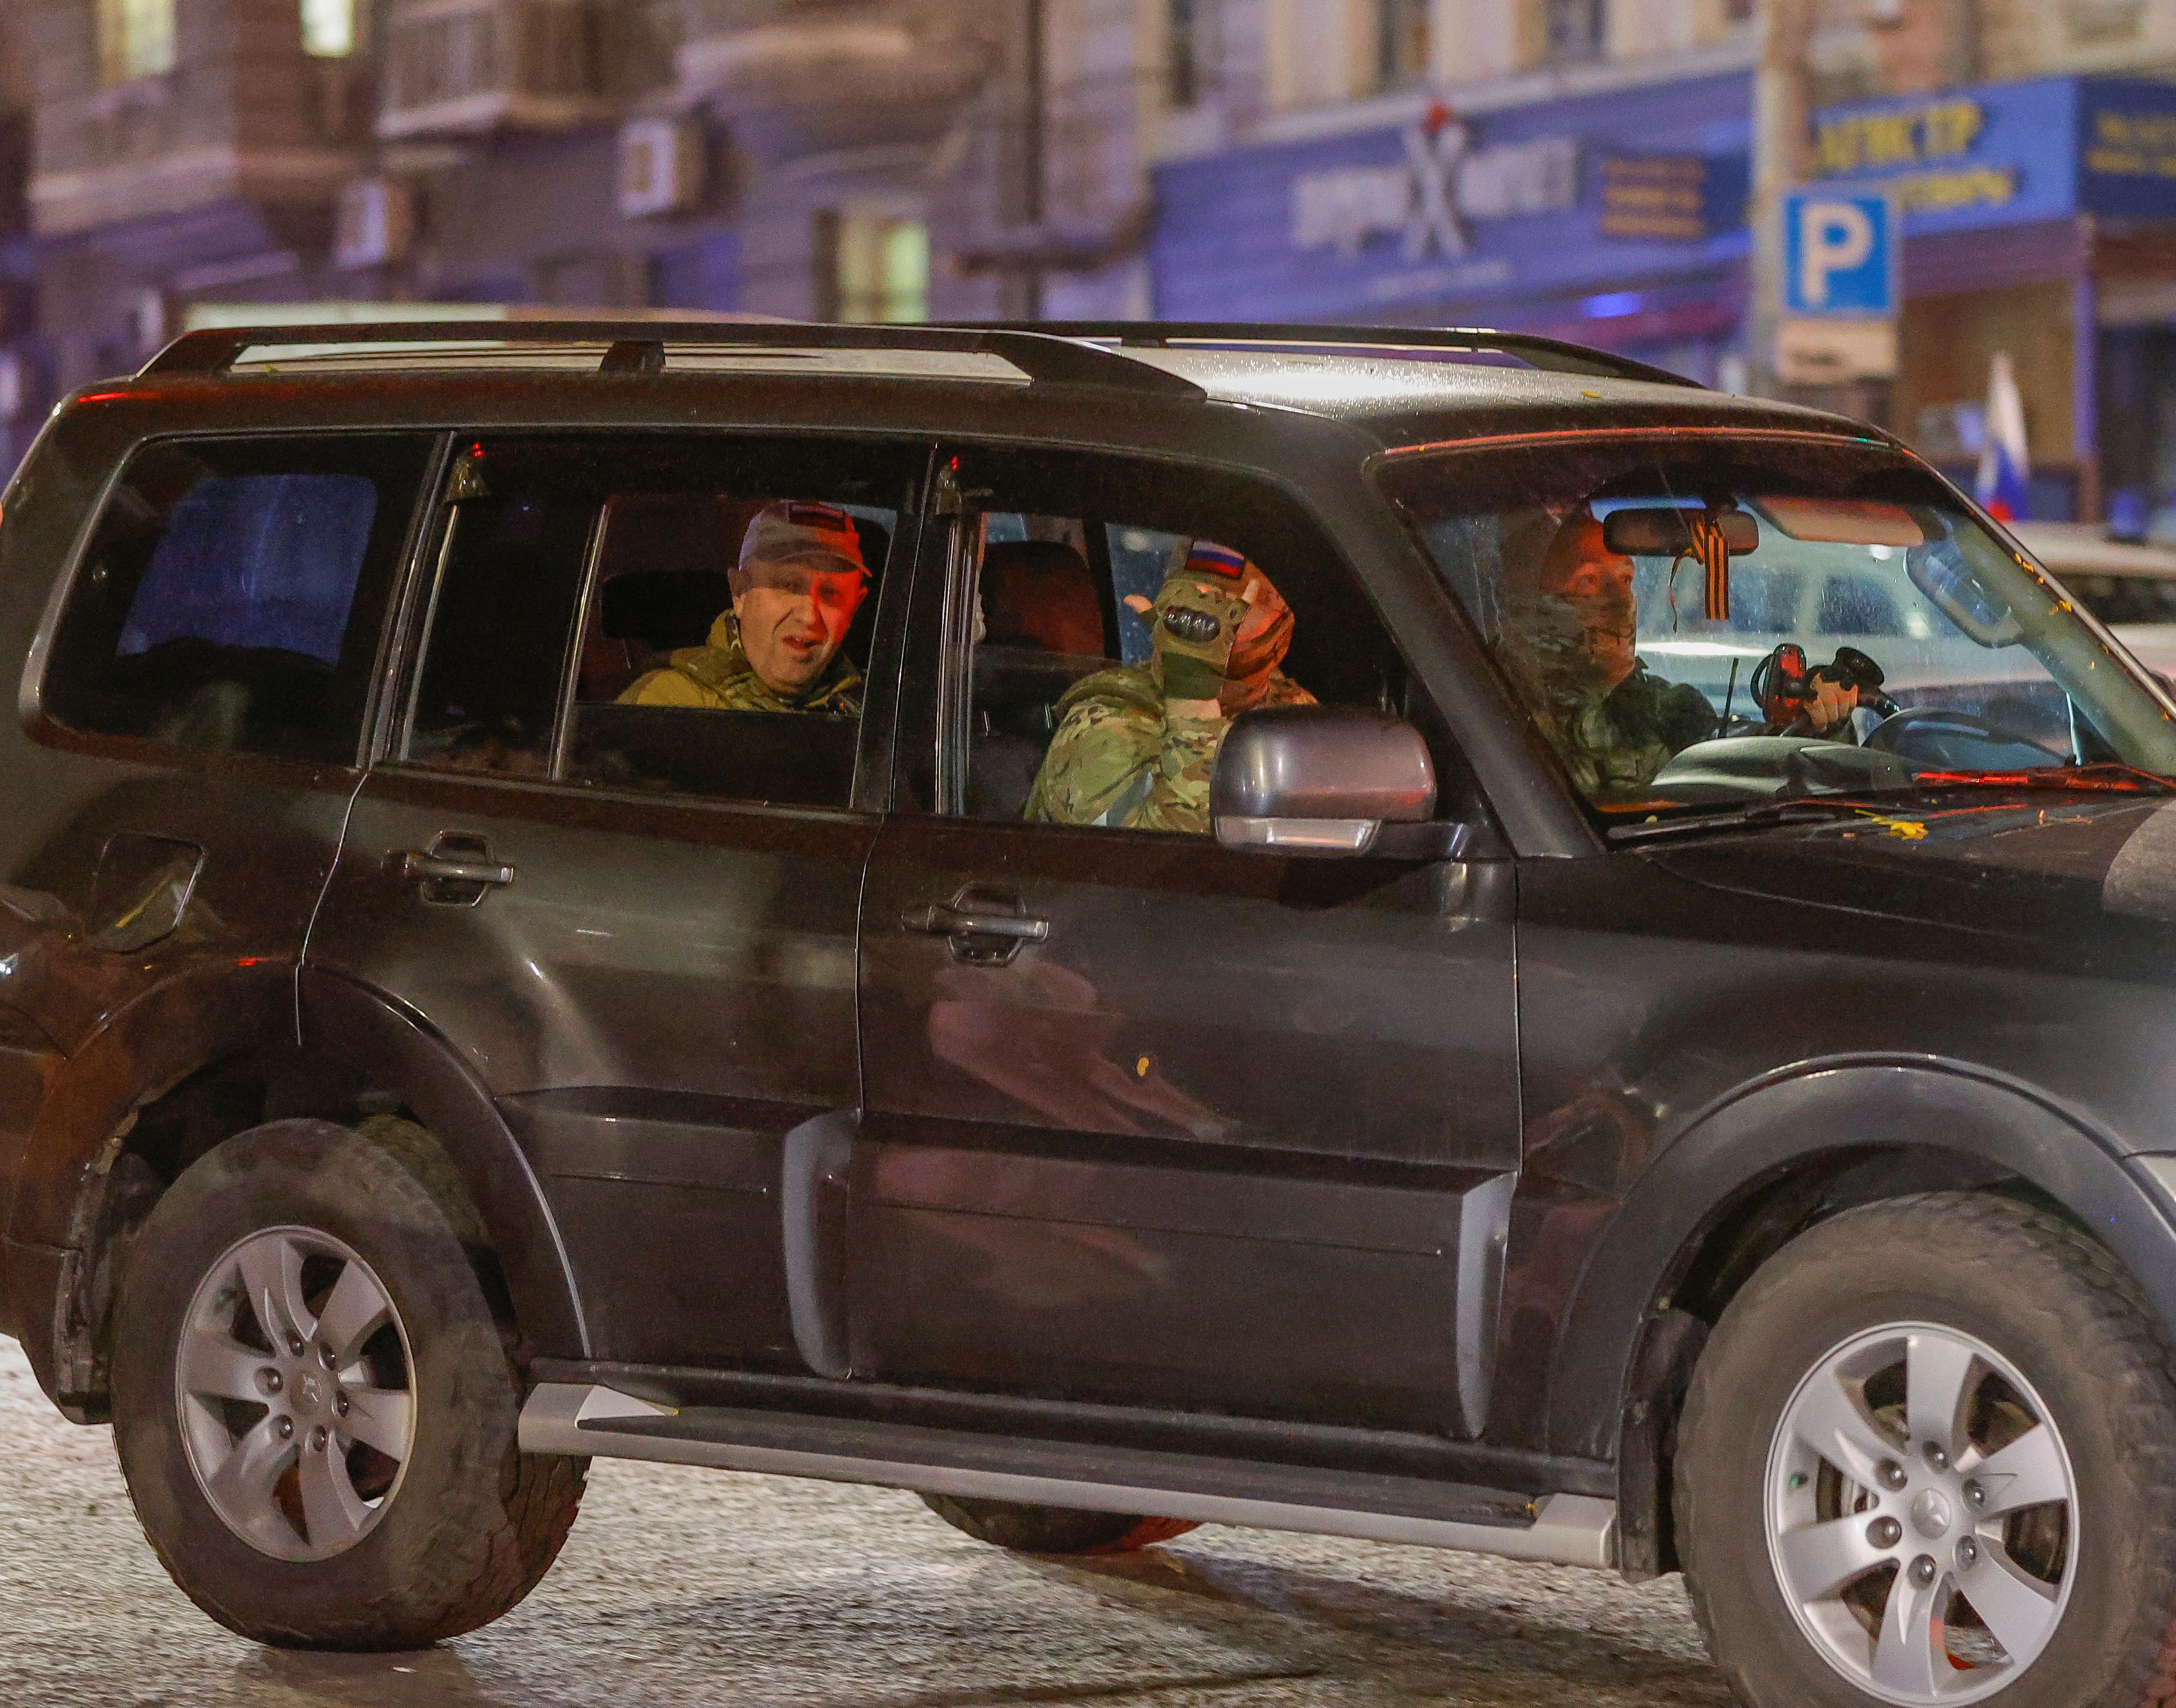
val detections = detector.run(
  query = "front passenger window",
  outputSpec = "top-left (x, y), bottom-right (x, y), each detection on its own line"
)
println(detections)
top-left (949, 454), bottom-right (1422, 835)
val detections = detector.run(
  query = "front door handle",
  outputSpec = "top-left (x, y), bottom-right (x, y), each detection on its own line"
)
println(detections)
top-left (901, 888), bottom-right (1050, 966)
top-left (397, 853), bottom-right (516, 888)
top-left (389, 833), bottom-right (515, 906)
top-left (903, 904), bottom-right (1049, 944)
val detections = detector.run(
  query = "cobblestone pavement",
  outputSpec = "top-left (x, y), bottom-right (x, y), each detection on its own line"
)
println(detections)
top-left (0, 1338), bottom-right (1733, 1708)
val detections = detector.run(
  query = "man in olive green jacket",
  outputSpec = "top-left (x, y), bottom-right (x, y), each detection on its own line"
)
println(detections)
top-left (621, 500), bottom-right (869, 715)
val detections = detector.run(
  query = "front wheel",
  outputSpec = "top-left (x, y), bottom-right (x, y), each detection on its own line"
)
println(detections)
top-left (111, 1119), bottom-right (587, 1649)
top-left (1677, 1192), bottom-right (2176, 1708)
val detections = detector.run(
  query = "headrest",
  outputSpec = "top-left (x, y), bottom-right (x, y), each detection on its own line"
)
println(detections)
top-left (600, 569), bottom-right (735, 650)
top-left (980, 541), bottom-right (1104, 658)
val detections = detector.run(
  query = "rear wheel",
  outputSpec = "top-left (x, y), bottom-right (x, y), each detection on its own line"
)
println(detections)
top-left (919, 1493), bottom-right (1199, 1556)
top-left (1677, 1193), bottom-right (2176, 1708)
top-left (111, 1119), bottom-right (586, 1649)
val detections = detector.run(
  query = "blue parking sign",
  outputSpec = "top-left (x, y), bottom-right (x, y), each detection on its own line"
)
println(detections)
top-left (1782, 191), bottom-right (1896, 316)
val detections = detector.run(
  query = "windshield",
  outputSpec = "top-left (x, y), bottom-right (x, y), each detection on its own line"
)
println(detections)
top-left (1376, 435), bottom-right (2176, 819)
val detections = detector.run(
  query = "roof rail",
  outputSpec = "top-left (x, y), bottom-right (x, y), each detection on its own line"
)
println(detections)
top-left (138, 319), bottom-right (1209, 400)
top-left (936, 321), bottom-right (1704, 390)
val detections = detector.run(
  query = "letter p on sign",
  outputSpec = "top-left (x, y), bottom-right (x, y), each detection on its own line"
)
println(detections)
top-left (1782, 191), bottom-right (1895, 316)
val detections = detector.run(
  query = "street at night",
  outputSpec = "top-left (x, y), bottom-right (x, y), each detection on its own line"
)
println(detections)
top-left (0, 1339), bottom-right (1727, 1708)
top-left (20, 5), bottom-right (2176, 1707)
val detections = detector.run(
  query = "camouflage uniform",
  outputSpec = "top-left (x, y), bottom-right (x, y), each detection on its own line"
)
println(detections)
top-left (1537, 664), bottom-right (1715, 796)
top-left (1026, 546), bottom-right (1314, 835)
top-left (1025, 664), bottom-right (1313, 833)
top-left (619, 612), bottom-right (863, 716)
top-left (1490, 573), bottom-right (1712, 797)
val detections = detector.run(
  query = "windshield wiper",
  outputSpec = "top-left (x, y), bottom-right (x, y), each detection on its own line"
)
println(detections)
top-left (1606, 797), bottom-right (1885, 844)
top-left (1906, 763), bottom-right (2176, 796)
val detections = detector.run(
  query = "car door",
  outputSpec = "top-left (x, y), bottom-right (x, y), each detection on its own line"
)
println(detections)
top-left (853, 444), bottom-right (1520, 1437)
top-left (305, 431), bottom-right (928, 1372)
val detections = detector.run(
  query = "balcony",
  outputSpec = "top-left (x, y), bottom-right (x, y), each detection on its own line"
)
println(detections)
top-left (27, 21), bottom-right (357, 240)
top-left (379, 0), bottom-right (617, 139)
top-left (671, 0), bottom-right (992, 126)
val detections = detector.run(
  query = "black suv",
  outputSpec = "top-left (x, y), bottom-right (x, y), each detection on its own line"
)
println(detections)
top-left (5, 319), bottom-right (2176, 1708)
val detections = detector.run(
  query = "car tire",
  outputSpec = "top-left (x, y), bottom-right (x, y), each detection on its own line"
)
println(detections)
top-left (919, 1492), bottom-right (1199, 1556)
top-left (1676, 1191), bottom-right (2176, 1708)
top-left (110, 1118), bottom-right (586, 1650)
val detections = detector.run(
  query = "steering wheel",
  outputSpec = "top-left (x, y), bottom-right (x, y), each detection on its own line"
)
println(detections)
top-left (1863, 704), bottom-right (2065, 771)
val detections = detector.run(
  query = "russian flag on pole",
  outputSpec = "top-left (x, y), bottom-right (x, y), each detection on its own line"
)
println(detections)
top-left (1975, 351), bottom-right (2031, 521)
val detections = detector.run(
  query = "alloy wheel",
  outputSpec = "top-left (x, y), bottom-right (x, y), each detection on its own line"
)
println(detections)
top-left (173, 1225), bottom-right (416, 1563)
top-left (1765, 1321), bottom-right (2079, 1704)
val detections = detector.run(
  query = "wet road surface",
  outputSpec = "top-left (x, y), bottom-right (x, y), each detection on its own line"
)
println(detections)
top-left (0, 1339), bottom-right (1733, 1707)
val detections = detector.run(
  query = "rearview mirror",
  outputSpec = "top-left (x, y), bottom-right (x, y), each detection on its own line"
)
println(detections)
top-left (1211, 707), bottom-right (1467, 858)
top-left (1602, 505), bottom-right (1758, 559)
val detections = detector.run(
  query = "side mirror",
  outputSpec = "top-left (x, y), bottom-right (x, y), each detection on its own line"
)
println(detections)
top-left (1211, 706), bottom-right (1468, 859)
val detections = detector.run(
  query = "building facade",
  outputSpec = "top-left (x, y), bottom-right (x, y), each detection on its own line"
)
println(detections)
top-left (15, 0), bottom-right (2176, 519)
top-left (0, 0), bottom-right (1158, 469)
top-left (1146, 0), bottom-right (2176, 524)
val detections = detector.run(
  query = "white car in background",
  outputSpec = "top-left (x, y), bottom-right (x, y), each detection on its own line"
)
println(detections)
top-left (2012, 521), bottom-right (2176, 684)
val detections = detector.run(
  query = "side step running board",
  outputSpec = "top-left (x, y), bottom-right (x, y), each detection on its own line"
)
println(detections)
top-left (520, 1384), bottom-right (1616, 1569)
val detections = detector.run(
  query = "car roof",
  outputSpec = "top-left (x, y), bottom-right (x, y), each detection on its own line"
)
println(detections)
top-left (109, 318), bottom-right (1886, 461)
top-left (1122, 344), bottom-right (1865, 452)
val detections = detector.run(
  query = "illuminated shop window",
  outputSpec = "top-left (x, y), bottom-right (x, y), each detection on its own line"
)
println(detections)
top-left (301, 0), bottom-right (356, 57)
top-left (97, 0), bottom-right (177, 86)
top-left (1375, 0), bottom-right (1431, 90)
top-left (825, 211), bottom-right (929, 325)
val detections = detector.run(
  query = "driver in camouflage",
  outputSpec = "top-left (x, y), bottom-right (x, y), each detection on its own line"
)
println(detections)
top-left (620, 500), bottom-right (869, 715)
top-left (1026, 542), bottom-right (1314, 834)
top-left (1501, 507), bottom-right (1859, 795)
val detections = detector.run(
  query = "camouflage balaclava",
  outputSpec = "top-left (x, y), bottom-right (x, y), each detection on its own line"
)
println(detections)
top-left (1130, 542), bottom-right (1296, 714)
top-left (1498, 507), bottom-right (1636, 710)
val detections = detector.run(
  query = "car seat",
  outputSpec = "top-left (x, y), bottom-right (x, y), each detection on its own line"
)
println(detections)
top-left (969, 540), bottom-right (1114, 820)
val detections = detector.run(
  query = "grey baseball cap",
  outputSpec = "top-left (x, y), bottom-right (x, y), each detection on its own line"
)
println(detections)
top-left (734, 500), bottom-right (869, 586)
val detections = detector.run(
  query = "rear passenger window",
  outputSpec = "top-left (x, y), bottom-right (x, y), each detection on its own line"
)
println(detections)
top-left (398, 434), bottom-right (920, 809)
top-left (44, 435), bottom-right (430, 763)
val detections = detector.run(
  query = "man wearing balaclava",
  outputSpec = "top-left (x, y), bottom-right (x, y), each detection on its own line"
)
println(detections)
top-left (1502, 507), bottom-right (1856, 796)
top-left (1026, 541), bottom-right (1312, 834)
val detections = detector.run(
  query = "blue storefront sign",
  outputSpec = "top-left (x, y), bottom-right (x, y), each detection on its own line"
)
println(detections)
top-left (1807, 76), bottom-right (2176, 236)
top-left (1151, 71), bottom-right (1753, 326)
top-left (1150, 73), bottom-right (2176, 332)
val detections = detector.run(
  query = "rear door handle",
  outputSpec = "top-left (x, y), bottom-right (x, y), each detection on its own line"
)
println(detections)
top-left (903, 904), bottom-right (1049, 943)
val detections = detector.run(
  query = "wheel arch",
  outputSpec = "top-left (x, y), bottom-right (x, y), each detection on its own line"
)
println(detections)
top-left (1554, 1059), bottom-right (2176, 1578)
top-left (1, 958), bottom-right (295, 1410)
top-left (4, 963), bottom-right (589, 1418)
top-left (294, 968), bottom-right (586, 1366)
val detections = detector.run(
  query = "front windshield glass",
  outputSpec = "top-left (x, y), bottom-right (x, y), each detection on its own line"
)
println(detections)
top-left (1375, 435), bottom-right (2176, 820)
